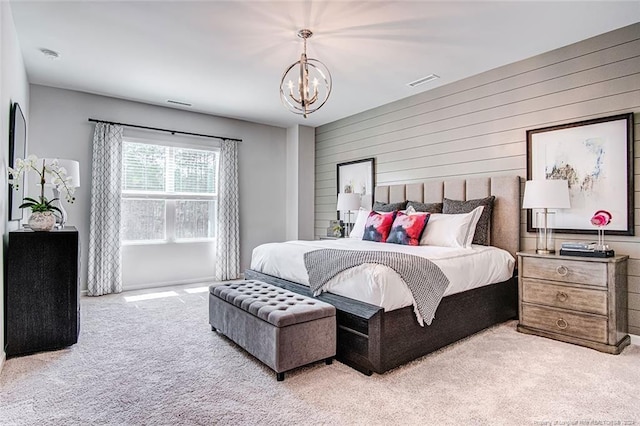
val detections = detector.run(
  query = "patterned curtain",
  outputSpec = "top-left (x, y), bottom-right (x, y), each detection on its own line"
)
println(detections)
top-left (215, 139), bottom-right (240, 280)
top-left (87, 123), bottom-right (123, 296)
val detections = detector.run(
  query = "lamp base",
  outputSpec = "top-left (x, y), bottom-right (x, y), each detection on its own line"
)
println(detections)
top-left (345, 210), bottom-right (353, 237)
top-left (535, 211), bottom-right (555, 256)
top-left (535, 248), bottom-right (555, 255)
top-left (52, 187), bottom-right (68, 229)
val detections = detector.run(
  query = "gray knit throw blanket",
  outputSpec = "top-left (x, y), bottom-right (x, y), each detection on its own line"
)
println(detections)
top-left (304, 249), bottom-right (450, 326)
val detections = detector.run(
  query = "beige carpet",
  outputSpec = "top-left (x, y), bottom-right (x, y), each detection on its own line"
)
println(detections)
top-left (0, 284), bottom-right (638, 425)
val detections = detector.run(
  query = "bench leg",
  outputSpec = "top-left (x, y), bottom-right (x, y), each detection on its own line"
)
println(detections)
top-left (276, 372), bottom-right (285, 382)
top-left (325, 358), bottom-right (333, 365)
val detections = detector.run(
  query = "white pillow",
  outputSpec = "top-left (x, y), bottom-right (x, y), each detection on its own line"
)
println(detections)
top-left (349, 208), bottom-right (371, 239)
top-left (405, 205), bottom-right (424, 215)
top-left (420, 206), bottom-right (484, 248)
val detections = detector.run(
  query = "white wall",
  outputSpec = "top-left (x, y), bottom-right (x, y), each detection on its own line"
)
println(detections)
top-left (285, 127), bottom-right (298, 240)
top-left (315, 23), bottom-right (640, 336)
top-left (0, 3), bottom-right (30, 372)
top-left (28, 84), bottom-right (287, 291)
top-left (297, 126), bottom-right (315, 240)
top-left (285, 125), bottom-right (315, 241)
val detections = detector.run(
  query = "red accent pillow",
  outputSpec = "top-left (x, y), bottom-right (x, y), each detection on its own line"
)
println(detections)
top-left (362, 211), bottom-right (397, 242)
top-left (386, 212), bottom-right (430, 245)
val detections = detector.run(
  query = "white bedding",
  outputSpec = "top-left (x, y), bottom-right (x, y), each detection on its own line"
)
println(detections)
top-left (250, 239), bottom-right (515, 314)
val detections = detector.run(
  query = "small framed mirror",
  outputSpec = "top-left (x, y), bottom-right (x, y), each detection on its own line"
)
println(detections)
top-left (8, 102), bottom-right (26, 221)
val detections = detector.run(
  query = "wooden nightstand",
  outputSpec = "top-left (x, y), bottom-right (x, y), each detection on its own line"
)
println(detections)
top-left (517, 250), bottom-right (630, 354)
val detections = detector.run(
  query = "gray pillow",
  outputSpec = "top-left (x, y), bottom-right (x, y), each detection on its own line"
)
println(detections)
top-left (373, 200), bottom-right (407, 212)
top-left (442, 196), bottom-right (495, 246)
top-left (406, 200), bottom-right (443, 213)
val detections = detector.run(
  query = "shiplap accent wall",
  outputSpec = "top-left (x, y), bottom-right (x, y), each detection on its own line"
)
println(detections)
top-left (314, 23), bottom-right (640, 336)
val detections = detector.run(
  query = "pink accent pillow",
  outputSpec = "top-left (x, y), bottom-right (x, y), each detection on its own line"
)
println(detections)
top-left (362, 211), bottom-right (396, 242)
top-left (386, 211), bottom-right (430, 246)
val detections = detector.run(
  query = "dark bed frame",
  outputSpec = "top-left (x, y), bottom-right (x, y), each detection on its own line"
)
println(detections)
top-left (245, 269), bottom-right (517, 375)
top-left (247, 175), bottom-right (521, 375)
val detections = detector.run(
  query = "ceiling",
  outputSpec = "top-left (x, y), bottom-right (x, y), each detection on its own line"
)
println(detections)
top-left (10, 1), bottom-right (640, 129)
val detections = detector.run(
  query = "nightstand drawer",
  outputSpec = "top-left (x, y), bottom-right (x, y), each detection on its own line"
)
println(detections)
top-left (521, 305), bottom-right (607, 343)
top-left (521, 256), bottom-right (607, 287)
top-left (522, 279), bottom-right (607, 315)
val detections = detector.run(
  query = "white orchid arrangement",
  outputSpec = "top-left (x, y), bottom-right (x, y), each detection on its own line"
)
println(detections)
top-left (8, 155), bottom-right (76, 213)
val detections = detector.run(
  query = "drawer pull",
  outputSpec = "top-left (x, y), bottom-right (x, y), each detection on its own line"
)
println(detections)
top-left (556, 265), bottom-right (569, 276)
top-left (556, 291), bottom-right (569, 302)
top-left (556, 318), bottom-right (568, 330)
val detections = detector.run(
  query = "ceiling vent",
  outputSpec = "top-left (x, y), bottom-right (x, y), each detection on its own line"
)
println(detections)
top-left (167, 100), bottom-right (192, 107)
top-left (407, 74), bottom-right (440, 88)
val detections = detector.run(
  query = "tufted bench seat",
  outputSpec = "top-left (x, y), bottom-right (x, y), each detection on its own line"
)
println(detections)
top-left (209, 280), bottom-right (336, 381)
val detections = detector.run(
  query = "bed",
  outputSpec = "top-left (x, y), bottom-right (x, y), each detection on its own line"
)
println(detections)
top-left (246, 175), bottom-right (521, 375)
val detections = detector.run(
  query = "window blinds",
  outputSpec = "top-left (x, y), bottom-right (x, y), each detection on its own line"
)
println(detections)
top-left (122, 142), bottom-right (218, 195)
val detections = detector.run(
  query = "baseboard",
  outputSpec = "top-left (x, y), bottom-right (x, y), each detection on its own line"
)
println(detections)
top-left (630, 333), bottom-right (640, 346)
top-left (123, 276), bottom-right (216, 292)
top-left (80, 274), bottom-right (245, 296)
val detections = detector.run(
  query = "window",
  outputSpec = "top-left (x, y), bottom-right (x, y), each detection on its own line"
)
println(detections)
top-left (121, 140), bottom-right (219, 243)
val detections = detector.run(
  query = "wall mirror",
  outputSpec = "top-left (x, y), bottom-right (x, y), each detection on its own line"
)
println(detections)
top-left (8, 102), bottom-right (26, 221)
top-left (336, 157), bottom-right (375, 224)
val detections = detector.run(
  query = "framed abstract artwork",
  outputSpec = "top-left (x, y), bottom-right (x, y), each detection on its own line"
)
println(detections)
top-left (336, 158), bottom-right (375, 222)
top-left (526, 113), bottom-right (634, 235)
top-left (8, 102), bottom-right (27, 221)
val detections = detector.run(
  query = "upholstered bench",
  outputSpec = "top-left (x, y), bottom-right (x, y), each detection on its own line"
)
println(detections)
top-left (209, 280), bottom-right (336, 381)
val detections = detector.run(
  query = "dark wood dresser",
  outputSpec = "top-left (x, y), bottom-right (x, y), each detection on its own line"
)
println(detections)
top-left (4, 227), bottom-right (80, 357)
top-left (517, 250), bottom-right (630, 354)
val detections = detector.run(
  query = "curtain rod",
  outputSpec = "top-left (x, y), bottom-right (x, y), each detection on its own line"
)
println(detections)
top-left (87, 118), bottom-right (242, 142)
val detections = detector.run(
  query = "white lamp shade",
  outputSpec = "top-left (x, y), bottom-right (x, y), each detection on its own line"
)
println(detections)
top-left (43, 158), bottom-right (81, 188)
top-left (522, 179), bottom-right (570, 209)
top-left (337, 193), bottom-right (361, 211)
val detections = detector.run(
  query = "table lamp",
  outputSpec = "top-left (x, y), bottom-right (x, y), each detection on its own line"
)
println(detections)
top-left (337, 193), bottom-right (361, 236)
top-left (522, 179), bottom-right (570, 254)
top-left (44, 158), bottom-right (81, 229)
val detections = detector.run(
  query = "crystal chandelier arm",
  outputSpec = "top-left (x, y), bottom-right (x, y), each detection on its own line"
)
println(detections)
top-left (299, 53), bottom-right (307, 109)
top-left (288, 78), bottom-right (301, 104)
top-left (308, 78), bottom-right (319, 105)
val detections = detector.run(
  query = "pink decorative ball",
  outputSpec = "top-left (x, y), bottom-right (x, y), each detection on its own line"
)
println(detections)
top-left (590, 210), bottom-right (612, 227)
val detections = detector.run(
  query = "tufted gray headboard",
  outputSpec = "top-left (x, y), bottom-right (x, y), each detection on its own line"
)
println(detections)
top-left (374, 175), bottom-right (521, 259)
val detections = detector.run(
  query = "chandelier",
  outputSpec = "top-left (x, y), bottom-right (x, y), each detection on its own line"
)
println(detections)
top-left (280, 29), bottom-right (332, 118)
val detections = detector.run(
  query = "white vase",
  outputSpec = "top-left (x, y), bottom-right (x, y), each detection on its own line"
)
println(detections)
top-left (28, 211), bottom-right (56, 232)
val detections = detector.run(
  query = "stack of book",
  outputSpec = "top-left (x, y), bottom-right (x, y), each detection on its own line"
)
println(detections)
top-left (559, 241), bottom-right (614, 258)
top-left (560, 241), bottom-right (596, 252)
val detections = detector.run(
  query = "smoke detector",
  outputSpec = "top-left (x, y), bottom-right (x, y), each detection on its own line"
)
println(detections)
top-left (40, 48), bottom-right (60, 60)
